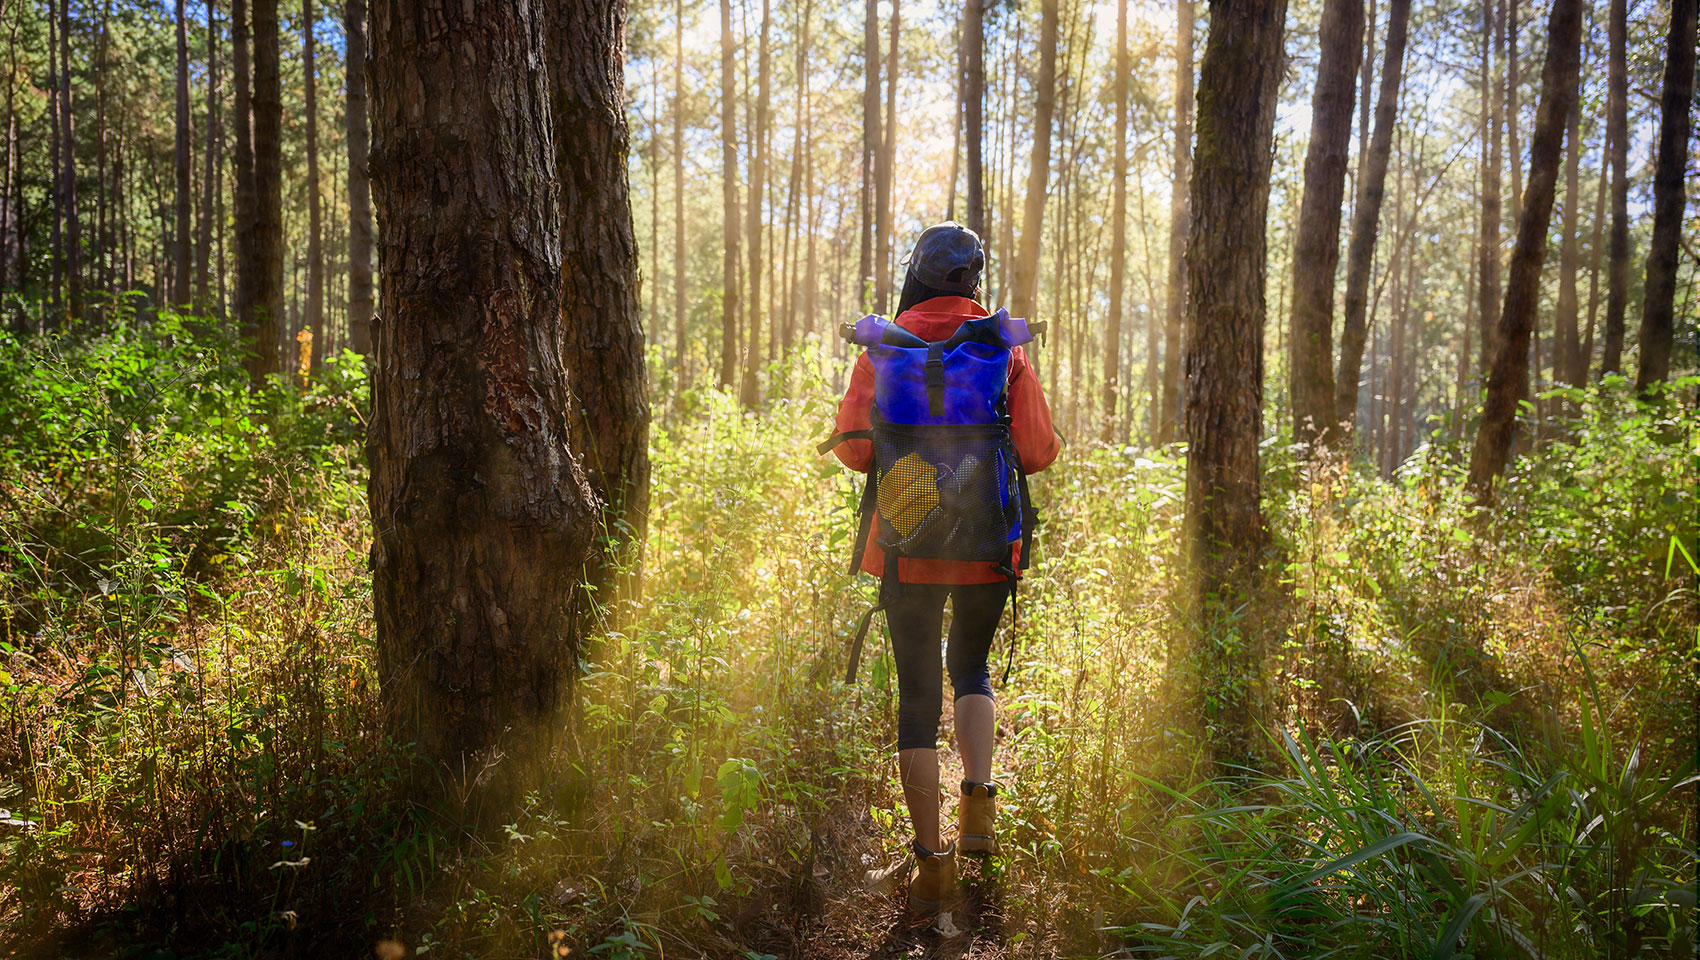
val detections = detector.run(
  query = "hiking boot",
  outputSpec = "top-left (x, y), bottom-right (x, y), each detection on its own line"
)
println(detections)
top-left (957, 781), bottom-right (1000, 854)
top-left (906, 839), bottom-right (957, 913)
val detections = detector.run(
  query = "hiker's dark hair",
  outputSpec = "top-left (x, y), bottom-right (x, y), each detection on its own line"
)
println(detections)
top-left (896, 271), bottom-right (980, 316)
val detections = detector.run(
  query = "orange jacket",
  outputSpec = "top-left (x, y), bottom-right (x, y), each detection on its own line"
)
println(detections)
top-left (832, 296), bottom-right (1061, 584)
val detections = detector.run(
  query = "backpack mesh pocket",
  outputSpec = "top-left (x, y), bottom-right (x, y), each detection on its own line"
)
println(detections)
top-left (871, 422), bottom-right (1021, 563)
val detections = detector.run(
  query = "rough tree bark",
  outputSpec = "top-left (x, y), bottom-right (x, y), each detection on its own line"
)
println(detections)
top-left (1599, 0), bottom-right (1628, 375)
top-left (1009, 0), bottom-right (1058, 324)
top-left (718, 0), bottom-right (739, 388)
top-left (1158, 0), bottom-right (1193, 443)
top-left (1633, 0), bottom-right (1695, 391)
top-left (549, 0), bottom-right (652, 596)
top-left (345, 0), bottom-right (373, 355)
top-left (303, 0), bottom-right (324, 368)
top-left (1467, 0), bottom-right (1583, 497)
top-left (248, 0), bottom-right (284, 382)
top-left (1333, 0), bottom-right (1408, 429)
top-left (367, 0), bottom-right (604, 809)
top-left (1288, 0), bottom-right (1364, 448)
top-left (173, 0), bottom-right (192, 306)
top-left (1184, 0), bottom-right (1286, 575)
top-left (1183, 0), bottom-right (1288, 757)
top-left (1103, 0), bottom-right (1128, 443)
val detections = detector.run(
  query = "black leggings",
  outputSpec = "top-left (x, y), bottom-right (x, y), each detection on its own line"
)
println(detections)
top-left (886, 581), bottom-right (1011, 751)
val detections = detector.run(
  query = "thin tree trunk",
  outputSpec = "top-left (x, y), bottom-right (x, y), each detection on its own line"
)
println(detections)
top-left (859, 0), bottom-right (877, 311)
top-left (1507, 0), bottom-right (1521, 223)
top-left (741, 0), bottom-right (769, 405)
top-left (1289, 0), bottom-right (1364, 448)
top-left (249, 0), bottom-right (284, 381)
top-left (303, 0), bottom-right (323, 368)
top-left (1009, 0), bottom-right (1058, 324)
top-left (876, 0), bottom-right (897, 313)
top-left (1354, 0), bottom-right (1375, 206)
top-left (1633, 0), bottom-right (1695, 391)
top-left (672, 0), bottom-right (686, 386)
top-left (173, 0), bottom-right (192, 306)
top-left (1580, 120), bottom-right (1608, 383)
top-left (60, 0), bottom-right (80, 320)
top-left (1103, 0), bottom-right (1128, 443)
top-left (1478, 0), bottom-right (1504, 376)
top-left (1333, 0), bottom-right (1408, 431)
top-left (1554, 58), bottom-right (1583, 391)
top-left (345, 0), bottom-right (372, 355)
top-left (718, 0), bottom-right (739, 388)
top-left (196, 0), bottom-right (219, 309)
top-left (367, 0), bottom-right (602, 810)
top-left (1600, 0), bottom-right (1628, 375)
top-left (49, 7), bottom-right (61, 316)
top-left (963, 0), bottom-right (984, 236)
top-left (1157, 0), bottom-right (1192, 443)
top-left (549, 0), bottom-right (652, 596)
top-left (232, 0), bottom-right (255, 337)
top-left (1468, 0), bottom-right (1583, 496)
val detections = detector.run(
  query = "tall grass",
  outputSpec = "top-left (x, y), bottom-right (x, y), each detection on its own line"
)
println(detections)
top-left (0, 319), bottom-right (1692, 958)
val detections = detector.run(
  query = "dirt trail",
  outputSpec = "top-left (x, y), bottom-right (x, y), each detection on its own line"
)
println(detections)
top-left (744, 698), bottom-right (1041, 960)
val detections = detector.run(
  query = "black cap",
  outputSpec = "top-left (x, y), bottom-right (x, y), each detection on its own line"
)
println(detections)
top-left (901, 221), bottom-right (985, 296)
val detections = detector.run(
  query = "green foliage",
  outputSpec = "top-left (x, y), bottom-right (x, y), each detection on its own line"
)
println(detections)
top-left (0, 329), bottom-right (1691, 958)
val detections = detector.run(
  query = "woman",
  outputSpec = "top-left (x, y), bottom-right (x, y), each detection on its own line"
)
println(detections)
top-left (830, 221), bottom-right (1060, 912)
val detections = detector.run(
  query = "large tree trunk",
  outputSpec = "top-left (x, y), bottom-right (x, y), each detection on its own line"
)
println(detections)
top-left (718, 0), bottom-right (739, 388)
top-left (1288, 0), bottom-right (1364, 448)
top-left (1102, 0), bottom-right (1128, 443)
top-left (1183, 0), bottom-right (1287, 758)
top-left (1157, 0), bottom-right (1192, 444)
top-left (345, 0), bottom-right (373, 355)
top-left (59, 0), bottom-right (80, 321)
top-left (1634, 0), bottom-right (1695, 391)
top-left (859, 0), bottom-right (877, 311)
top-left (303, 0), bottom-right (324, 369)
top-left (195, 0), bottom-right (219, 310)
top-left (1599, 0), bottom-right (1628, 376)
top-left (174, 0), bottom-right (192, 307)
top-left (368, 0), bottom-right (603, 810)
top-left (963, 0), bottom-right (984, 236)
top-left (232, 0), bottom-right (256, 337)
top-left (672, 0), bottom-right (686, 386)
top-left (1009, 0), bottom-right (1058, 324)
top-left (875, 0), bottom-right (897, 314)
top-left (742, 0), bottom-right (769, 406)
top-left (549, 0), bottom-right (652, 596)
top-left (1467, 0), bottom-right (1583, 497)
top-left (1332, 0), bottom-right (1408, 430)
top-left (248, 0), bottom-right (284, 382)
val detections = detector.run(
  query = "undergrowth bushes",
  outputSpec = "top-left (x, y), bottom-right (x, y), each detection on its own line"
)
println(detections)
top-left (0, 319), bottom-right (1692, 959)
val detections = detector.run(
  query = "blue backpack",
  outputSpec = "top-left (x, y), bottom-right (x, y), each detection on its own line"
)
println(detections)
top-left (819, 309), bottom-right (1045, 681)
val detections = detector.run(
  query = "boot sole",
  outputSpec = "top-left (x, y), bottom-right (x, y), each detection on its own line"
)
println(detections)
top-left (958, 834), bottom-right (999, 854)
